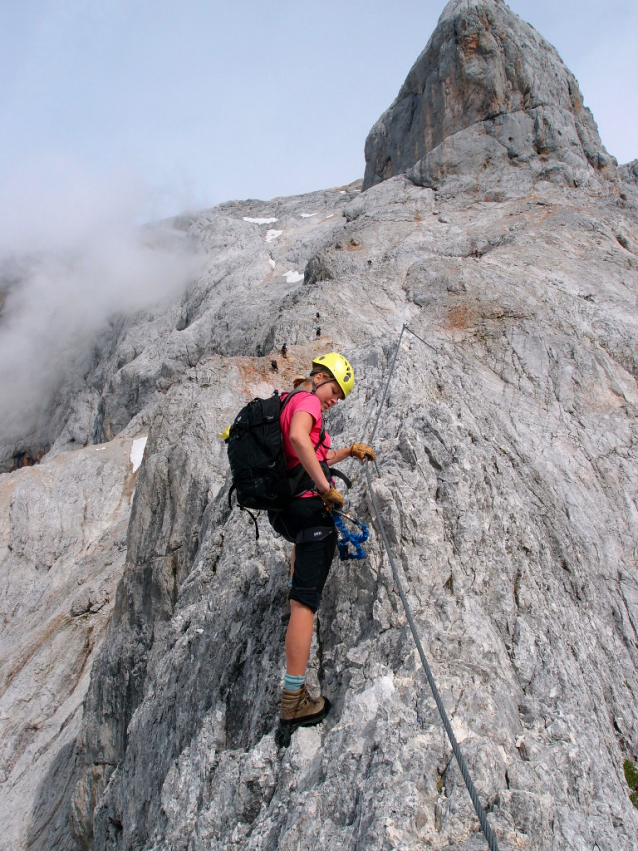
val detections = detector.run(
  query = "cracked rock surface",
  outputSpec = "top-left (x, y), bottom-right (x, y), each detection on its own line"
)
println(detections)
top-left (61, 163), bottom-right (638, 851)
top-left (2, 1), bottom-right (638, 849)
top-left (0, 437), bottom-right (141, 851)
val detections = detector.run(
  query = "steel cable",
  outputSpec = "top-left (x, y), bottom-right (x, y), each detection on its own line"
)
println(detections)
top-left (363, 326), bottom-right (500, 851)
top-left (370, 323), bottom-right (406, 445)
top-left (364, 464), bottom-right (499, 850)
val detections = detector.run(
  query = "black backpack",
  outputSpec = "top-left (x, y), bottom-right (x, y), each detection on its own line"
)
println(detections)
top-left (226, 389), bottom-right (349, 537)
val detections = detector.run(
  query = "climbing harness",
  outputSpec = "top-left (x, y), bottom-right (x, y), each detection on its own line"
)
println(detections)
top-left (332, 509), bottom-right (369, 561)
top-left (364, 325), bottom-right (501, 851)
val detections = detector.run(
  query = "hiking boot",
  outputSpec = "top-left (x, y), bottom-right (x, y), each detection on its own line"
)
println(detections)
top-left (280, 685), bottom-right (331, 727)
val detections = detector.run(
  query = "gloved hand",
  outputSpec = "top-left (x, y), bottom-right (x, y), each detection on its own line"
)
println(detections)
top-left (351, 442), bottom-right (376, 463)
top-left (319, 486), bottom-right (345, 510)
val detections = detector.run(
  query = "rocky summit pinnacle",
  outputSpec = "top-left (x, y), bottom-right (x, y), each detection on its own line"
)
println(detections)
top-left (363, 0), bottom-right (616, 195)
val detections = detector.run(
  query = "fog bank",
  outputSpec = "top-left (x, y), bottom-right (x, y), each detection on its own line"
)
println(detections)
top-left (0, 158), bottom-right (200, 453)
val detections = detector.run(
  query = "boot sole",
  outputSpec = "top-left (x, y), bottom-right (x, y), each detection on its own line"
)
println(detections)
top-left (277, 697), bottom-right (331, 743)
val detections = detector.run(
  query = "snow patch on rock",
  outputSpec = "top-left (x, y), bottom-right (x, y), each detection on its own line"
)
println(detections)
top-left (130, 436), bottom-right (148, 473)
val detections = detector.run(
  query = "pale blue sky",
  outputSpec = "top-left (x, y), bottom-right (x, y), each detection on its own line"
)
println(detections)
top-left (1, 0), bottom-right (637, 218)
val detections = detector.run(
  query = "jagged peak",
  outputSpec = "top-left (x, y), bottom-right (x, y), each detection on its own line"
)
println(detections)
top-left (363, 0), bottom-right (614, 194)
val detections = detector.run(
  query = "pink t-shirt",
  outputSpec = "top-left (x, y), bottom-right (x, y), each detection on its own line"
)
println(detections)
top-left (280, 391), bottom-right (331, 496)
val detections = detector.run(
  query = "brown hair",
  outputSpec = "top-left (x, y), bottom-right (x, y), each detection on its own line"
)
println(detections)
top-left (292, 374), bottom-right (307, 389)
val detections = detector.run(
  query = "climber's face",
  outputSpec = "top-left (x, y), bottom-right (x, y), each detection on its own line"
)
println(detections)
top-left (313, 372), bottom-right (345, 410)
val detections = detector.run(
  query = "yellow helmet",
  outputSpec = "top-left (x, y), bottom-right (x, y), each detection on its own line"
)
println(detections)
top-left (312, 352), bottom-right (355, 398)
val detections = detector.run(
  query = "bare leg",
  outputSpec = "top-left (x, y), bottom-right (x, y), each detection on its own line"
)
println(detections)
top-left (285, 600), bottom-right (314, 677)
top-left (290, 544), bottom-right (295, 581)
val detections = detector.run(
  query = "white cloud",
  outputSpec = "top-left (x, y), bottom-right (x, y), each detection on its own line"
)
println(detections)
top-left (0, 156), bottom-right (201, 447)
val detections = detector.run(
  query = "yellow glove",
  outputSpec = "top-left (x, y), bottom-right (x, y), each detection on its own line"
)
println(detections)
top-left (319, 486), bottom-right (344, 510)
top-left (219, 425), bottom-right (231, 442)
top-left (351, 442), bottom-right (376, 463)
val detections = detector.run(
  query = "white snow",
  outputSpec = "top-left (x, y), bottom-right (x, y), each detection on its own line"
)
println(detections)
top-left (300, 212), bottom-right (318, 218)
top-left (283, 270), bottom-right (303, 283)
top-left (325, 213), bottom-right (334, 219)
top-left (130, 436), bottom-right (148, 473)
top-left (268, 258), bottom-right (276, 268)
top-left (243, 217), bottom-right (278, 224)
top-left (265, 229), bottom-right (283, 242)
top-left (94, 447), bottom-right (106, 452)
top-left (339, 190), bottom-right (346, 194)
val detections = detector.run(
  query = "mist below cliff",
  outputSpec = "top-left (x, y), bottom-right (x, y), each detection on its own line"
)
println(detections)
top-left (0, 158), bottom-right (199, 464)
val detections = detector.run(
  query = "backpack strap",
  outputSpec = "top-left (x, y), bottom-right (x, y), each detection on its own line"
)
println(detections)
top-left (239, 505), bottom-right (259, 540)
top-left (288, 463), bottom-right (352, 498)
top-left (329, 468), bottom-right (352, 490)
top-left (228, 483), bottom-right (260, 539)
top-left (279, 387), bottom-right (308, 414)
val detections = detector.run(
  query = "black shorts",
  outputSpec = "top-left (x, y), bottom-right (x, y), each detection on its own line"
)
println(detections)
top-left (268, 497), bottom-right (337, 613)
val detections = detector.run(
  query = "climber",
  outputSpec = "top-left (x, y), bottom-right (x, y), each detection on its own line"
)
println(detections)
top-left (281, 343), bottom-right (288, 359)
top-left (268, 352), bottom-right (376, 729)
top-left (271, 359), bottom-right (279, 373)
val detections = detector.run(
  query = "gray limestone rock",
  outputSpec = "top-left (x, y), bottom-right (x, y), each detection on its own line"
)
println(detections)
top-left (59, 167), bottom-right (638, 851)
top-left (363, 0), bottom-right (616, 196)
top-left (2, 5), bottom-right (638, 851)
top-left (620, 159), bottom-right (638, 186)
top-left (303, 252), bottom-right (335, 286)
top-left (0, 185), bottom-right (363, 474)
top-left (0, 437), bottom-right (141, 851)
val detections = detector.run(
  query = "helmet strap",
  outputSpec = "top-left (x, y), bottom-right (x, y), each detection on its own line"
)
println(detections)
top-left (311, 377), bottom-right (333, 395)
top-left (310, 369), bottom-right (334, 395)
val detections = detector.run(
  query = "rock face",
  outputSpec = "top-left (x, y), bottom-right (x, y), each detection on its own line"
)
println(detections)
top-left (0, 436), bottom-right (144, 850)
top-left (2, 4), bottom-right (638, 851)
top-left (363, 0), bottom-right (616, 195)
top-left (63, 171), bottom-right (638, 851)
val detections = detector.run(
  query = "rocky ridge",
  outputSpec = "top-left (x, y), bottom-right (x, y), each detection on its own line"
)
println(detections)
top-left (70, 175), bottom-right (638, 851)
top-left (1, 1), bottom-right (638, 849)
